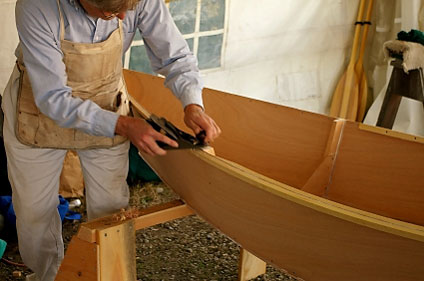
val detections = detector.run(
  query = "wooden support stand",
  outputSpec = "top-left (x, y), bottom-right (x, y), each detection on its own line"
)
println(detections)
top-left (56, 200), bottom-right (266, 281)
top-left (238, 249), bottom-right (266, 281)
top-left (376, 59), bottom-right (424, 129)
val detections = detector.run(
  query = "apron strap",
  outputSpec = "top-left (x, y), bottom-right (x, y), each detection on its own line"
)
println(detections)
top-left (118, 19), bottom-right (123, 45)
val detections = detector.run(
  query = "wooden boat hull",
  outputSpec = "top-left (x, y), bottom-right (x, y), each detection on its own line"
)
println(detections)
top-left (141, 149), bottom-right (424, 281)
top-left (124, 70), bottom-right (424, 280)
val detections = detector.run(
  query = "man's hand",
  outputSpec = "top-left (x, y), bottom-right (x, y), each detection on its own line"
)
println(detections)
top-left (184, 104), bottom-right (221, 144)
top-left (115, 115), bottom-right (178, 156)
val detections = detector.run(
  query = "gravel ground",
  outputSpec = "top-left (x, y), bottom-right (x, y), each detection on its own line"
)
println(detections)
top-left (0, 181), bottom-right (298, 281)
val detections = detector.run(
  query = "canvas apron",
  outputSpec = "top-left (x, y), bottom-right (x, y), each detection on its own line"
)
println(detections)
top-left (15, 0), bottom-right (130, 149)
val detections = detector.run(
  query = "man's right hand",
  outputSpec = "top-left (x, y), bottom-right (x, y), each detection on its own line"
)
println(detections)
top-left (115, 115), bottom-right (178, 156)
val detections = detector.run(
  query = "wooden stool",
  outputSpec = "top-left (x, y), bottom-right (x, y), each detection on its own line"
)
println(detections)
top-left (376, 59), bottom-right (424, 128)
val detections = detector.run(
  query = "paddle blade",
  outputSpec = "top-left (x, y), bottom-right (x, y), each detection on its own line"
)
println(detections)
top-left (330, 70), bottom-right (360, 121)
top-left (346, 81), bottom-right (359, 120)
top-left (330, 71), bottom-right (346, 117)
top-left (356, 72), bottom-right (368, 122)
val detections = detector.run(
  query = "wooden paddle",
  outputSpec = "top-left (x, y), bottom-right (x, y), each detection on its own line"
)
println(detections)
top-left (329, 0), bottom-right (367, 120)
top-left (355, 0), bottom-right (374, 122)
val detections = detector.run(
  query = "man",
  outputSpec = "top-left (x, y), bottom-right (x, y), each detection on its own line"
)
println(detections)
top-left (2, 0), bottom-right (221, 280)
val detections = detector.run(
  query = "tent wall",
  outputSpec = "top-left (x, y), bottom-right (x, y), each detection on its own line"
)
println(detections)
top-left (201, 0), bottom-right (413, 115)
top-left (0, 0), bottom-right (19, 95)
top-left (0, 0), bottom-right (423, 116)
top-left (203, 0), bottom-right (363, 114)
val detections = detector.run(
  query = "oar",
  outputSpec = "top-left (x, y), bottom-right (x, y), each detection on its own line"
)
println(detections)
top-left (329, 0), bottom-right (367, 120)
top-left (355, 0), bottom-right (374, 122)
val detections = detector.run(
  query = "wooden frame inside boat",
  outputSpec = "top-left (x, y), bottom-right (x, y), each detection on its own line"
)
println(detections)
top-left (121, 69), bottom-right (424, 281)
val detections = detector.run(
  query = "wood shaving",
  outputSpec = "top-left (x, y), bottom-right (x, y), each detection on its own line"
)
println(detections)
top-left (112, 207), bottom-right (140, 222)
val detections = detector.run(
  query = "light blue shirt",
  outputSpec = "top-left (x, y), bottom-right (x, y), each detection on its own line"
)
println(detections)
top-left (15, 0), bottom-right (203, 138)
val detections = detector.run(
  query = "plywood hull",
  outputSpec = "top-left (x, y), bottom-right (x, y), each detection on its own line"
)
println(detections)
top-left (141, 150), bottom-right (424, 281)
top-left (124, 70), bottom-right (424, 280)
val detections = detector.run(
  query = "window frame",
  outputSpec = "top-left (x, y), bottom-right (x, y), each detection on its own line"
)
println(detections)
top-left (123, 0), bottom-right (229, 73)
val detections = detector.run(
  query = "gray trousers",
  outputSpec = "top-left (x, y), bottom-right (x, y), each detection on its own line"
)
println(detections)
top-left (2, 66), bottom-right (130, 281)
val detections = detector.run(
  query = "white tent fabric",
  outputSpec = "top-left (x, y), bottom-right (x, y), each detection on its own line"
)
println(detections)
top-left (0, 0), bottom-right (19, 95)
top-left (0, 0), bottom-right (423, 134)
top-left (203, 0), bottom-right (366, 114)
top-left (201, 0), bottom-right (410, 117)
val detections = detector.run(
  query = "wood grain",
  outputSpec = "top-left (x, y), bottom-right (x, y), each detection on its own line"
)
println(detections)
top-left (78, 200), bottom-right (192, 243)
top-left (238, 248), bottom-right (266, 281)
top-left (355, 0), bottom-right (374, 122)
top-left (327, 121), bottom-right (424, 225)
top-left (123, 69), bottom-right (334, 190)
top-left (125, 69), bottom-right (424, 280)
top-left (124, 69), bottom-right (424, 226)
top-left (98, 222), bottom-right (136, 281)
top-left (55, 237), bottom-right (99, 281)
top-left (139, 149), bottom-right (424, 281)
top-left (330, 0), bottom-right (366, 120)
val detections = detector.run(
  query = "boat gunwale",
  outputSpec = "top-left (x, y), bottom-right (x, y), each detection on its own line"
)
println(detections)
top-left (191, 149), bottom-right (424, 243)
top-left (124, 69), bottom-right (424, 243)
top-left (359, 122), bottom-right (424, 144)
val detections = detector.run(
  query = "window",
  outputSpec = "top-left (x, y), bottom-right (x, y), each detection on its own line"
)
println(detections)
top-left (124, 0), bottom-right (227, 73)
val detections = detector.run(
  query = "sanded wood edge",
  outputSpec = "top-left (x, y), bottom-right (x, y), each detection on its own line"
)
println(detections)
top-left (358, 123), bottom-right (424, 144)
top-left (77, 200), bottom-right (192, 243)
top-left (238, 248), bottom-right (266, 281)
top-left (191, 150), bottom-right (424, 242)
top-left (128, 95), bottom-right (151, 119)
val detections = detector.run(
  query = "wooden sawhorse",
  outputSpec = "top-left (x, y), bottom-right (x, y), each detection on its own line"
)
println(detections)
top-left (376, 58), bottom-right (424, 128)
top-left (55, 200), bottom-right (266, 281)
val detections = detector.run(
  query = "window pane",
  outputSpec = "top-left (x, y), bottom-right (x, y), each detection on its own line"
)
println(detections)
top-left (169, 0), bottom-right (197, 34)
top-left (186, 38), bottom-right (194, 52)
top-left (197, 34), bottom-right (223, 69)
top-left (200, 0), bottom-right (225, 32)
top-left (129, 45), bottom-right (154, 75)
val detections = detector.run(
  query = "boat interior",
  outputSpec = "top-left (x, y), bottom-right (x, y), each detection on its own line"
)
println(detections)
top-left (124, 69), bottom-right (424, 227)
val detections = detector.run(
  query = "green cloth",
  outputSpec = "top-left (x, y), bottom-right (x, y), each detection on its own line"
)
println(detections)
top-left (397, 29), bottom-right (424, 46)
top-left (0, 239), bottom-right (6, 258)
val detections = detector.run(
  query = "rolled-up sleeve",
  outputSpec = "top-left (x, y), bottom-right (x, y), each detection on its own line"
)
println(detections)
top-left (15, 0), bottom-right (119, 138)
top-left (137, 0), bottom-right (204, 109)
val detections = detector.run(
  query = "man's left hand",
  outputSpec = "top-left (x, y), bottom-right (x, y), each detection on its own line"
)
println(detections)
top-left (184, 104), bottom-right (221, 144)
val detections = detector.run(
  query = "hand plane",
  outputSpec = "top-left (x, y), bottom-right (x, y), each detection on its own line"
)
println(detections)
top-left (146, 114), bottom-right (206, 150)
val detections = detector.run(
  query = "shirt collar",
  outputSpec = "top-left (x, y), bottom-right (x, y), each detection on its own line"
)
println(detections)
top-left (67, 0), bottom-right (98, 23)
